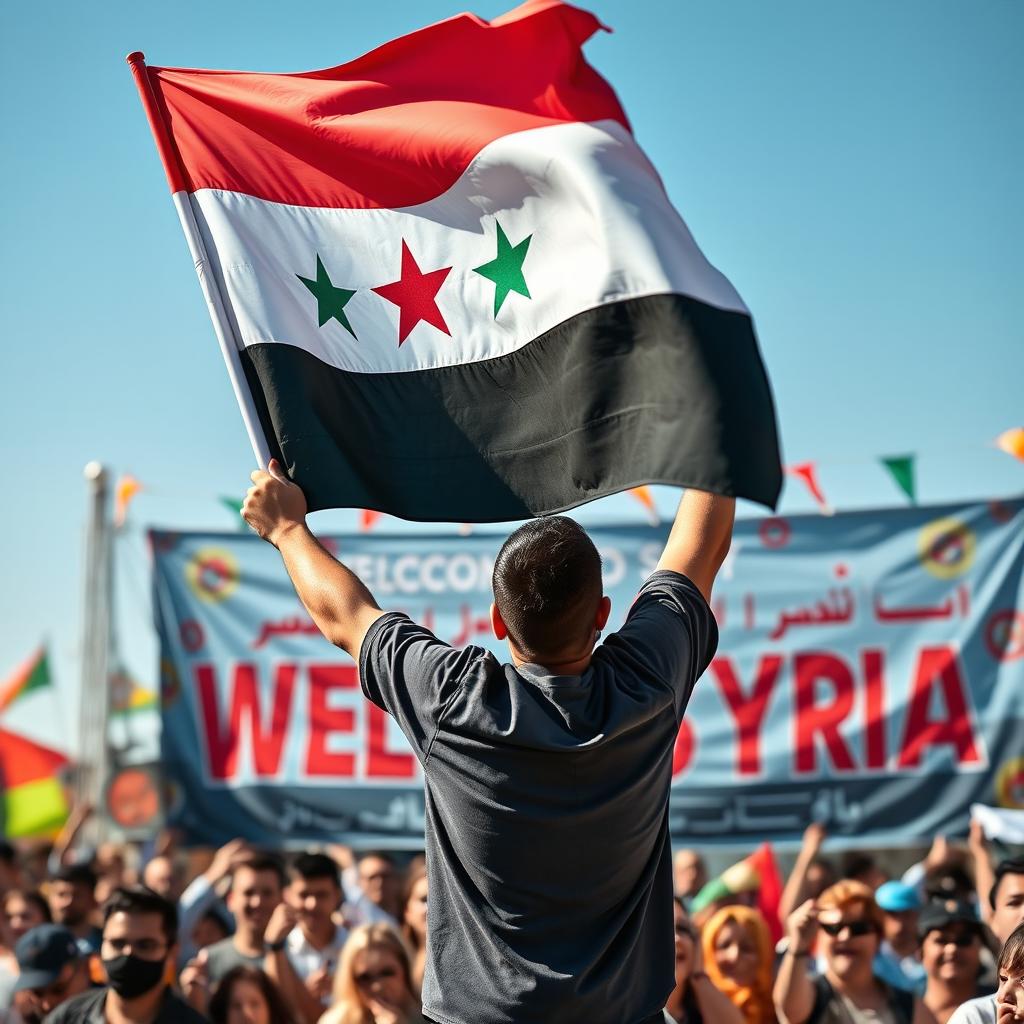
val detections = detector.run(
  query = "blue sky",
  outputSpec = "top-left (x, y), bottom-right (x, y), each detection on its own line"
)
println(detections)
top-left (0, 0), bottom-right (1020, 750)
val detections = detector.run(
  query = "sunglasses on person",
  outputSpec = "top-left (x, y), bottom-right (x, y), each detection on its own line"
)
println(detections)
top-left (355, 966), bottom-right (399, 986)
top-left (819, 920), bottom-right (875, 938)
top-left (927, 930), bottom-right (978, 948)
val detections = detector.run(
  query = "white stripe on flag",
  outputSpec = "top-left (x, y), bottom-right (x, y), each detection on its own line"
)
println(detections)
top-left (192, 119), bottom-right (748, 375)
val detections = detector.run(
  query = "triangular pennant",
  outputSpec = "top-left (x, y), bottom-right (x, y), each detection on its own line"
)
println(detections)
top-left (628, 486), bottom-right (660, 526)
top-left (785, 461), bottom-right (832, 515)
top-left (0, 647), bottom-right (51, 714)
top-left (995, 427), bottom-right (1024, 462)
top-left (114, 474), bottom-right (143, 528)
top-left (360, 510), bottom-right (384, 532)
top-left (220, 496), bottom-right (248, 530)
top-left (880, 455), bottom-right (916, 503)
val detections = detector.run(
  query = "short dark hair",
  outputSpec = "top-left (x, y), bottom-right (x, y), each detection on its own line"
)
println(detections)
top-left (101, 886), bottom-right (178, 943)
top-left (841, 853), bottom-right (879, 884)
top-left (231, 855), bottom-right (286, 890)
top-left (990, 857), bottom-right (1024, 911)
top-left (0, 841), bottom-right (17, 866)
top-left (289, 853), bottom-right (340, 888)
top-left (50, 865), bottom-right (97, 891)
top-left (208, 966), bottom-right (292, 1024)
top-left (492, 517), bottom-right (602, 658)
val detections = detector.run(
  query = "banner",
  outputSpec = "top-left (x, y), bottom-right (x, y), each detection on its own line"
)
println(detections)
top-left (151, 497), bottom-right (1024, 847)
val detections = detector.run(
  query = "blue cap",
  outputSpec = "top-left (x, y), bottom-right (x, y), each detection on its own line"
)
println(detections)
top-left (13, 924), bottom-right (81, 992)
top-left (875, 881), bottom-right (922, 913)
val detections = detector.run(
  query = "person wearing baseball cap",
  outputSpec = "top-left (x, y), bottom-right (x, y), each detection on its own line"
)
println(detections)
top-left (13, 924), bottom-right (93, 1018)
top-left (874, 881), bottom-right (927, 996)
top-left (918, 899), bottom-right (990, 1024)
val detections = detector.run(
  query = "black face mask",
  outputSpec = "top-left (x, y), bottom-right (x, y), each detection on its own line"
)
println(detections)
top-left (101, 954), bottom-right (166, 1000)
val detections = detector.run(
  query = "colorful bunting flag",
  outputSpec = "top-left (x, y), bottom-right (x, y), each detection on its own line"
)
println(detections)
top-left (0, 727), bottom-right (69, 838)
top-left (220, 496), bottom-right (249, 530)
top-left (109, 669), bottom-right (158, 716)
top-left (628, 486), bottom-right (660, 526)
top-left (996, 427), bottom-right (1024, 462)
top-left (114, 474), bottom-right (143, 527)
top-left (786, 461), bottom-right (832, 515)
top-left (0, 647), bottom-right (51, 714)
top-left (360, 510), bottom-right (383, 532)
top-left (880, 455), bottom-right (916, 503)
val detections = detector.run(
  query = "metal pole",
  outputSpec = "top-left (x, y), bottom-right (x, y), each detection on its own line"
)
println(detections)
top-left (77, 463), bottom-right (111, 827)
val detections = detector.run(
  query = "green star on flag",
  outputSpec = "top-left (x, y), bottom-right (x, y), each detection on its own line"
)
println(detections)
top-left (297, 255), bottom-right (357, 338)
top-left (473, 222), bottom-right (532, 316)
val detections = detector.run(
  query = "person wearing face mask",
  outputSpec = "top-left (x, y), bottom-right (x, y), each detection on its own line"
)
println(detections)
top-left (701, 905), bottom-right (776, 1024)
top-left (774, 880), bottom-right (918, 1024)
top-left (41, 886), bottom-right (208, 1023)
top-left (994, 924), bottom-right (1024, 1024)
top-left (948, 860), bottom-right (1024, 1024)
top-left (917, 901), bottom-right (989, 1024)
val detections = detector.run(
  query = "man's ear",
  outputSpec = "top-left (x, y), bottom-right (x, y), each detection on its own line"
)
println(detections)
top-left (596, 595), bottom-right (611, 631)
top-left (490, 602), bottom-right (508, 641)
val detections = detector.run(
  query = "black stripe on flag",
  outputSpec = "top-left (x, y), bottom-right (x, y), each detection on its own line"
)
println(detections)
top-left (241, 293), bottom-right (782, 521)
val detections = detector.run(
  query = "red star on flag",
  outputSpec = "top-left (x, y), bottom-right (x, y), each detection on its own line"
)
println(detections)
top-left (372, 240), bottom-right (452, 345)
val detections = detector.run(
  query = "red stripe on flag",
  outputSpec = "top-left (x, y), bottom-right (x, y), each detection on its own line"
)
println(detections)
top-left (141, 1), bottom-right (629, 209)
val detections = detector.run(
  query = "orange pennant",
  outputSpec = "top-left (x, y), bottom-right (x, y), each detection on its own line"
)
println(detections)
top-left (628, 486), bottom-right (659, 526)
top-left (114, 475), bottom-right (142, 527)
top-left (995, 427), bottom-right (1024, 462)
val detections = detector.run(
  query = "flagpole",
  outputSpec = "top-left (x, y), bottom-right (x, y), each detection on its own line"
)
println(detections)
top-left (126, 51), bottom-right (272, 468)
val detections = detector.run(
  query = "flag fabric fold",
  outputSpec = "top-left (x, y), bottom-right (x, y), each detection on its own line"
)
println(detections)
top-left (132, 0), bottom-right (782, 521)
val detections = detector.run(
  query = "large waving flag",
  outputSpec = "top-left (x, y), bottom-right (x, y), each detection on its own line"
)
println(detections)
top-left (129, 0), bottom-right (781, 521)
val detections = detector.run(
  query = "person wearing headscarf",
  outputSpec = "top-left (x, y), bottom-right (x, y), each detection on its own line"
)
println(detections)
top-left (702, 905), bottom-right (777, 1024)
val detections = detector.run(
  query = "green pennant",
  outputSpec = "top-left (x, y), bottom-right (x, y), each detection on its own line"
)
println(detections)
top-left (881, 455), bottom-right (916, 503)
top-left (220, 496), bottom-right (248, 530)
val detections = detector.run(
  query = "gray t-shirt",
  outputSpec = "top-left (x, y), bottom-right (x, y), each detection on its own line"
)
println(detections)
top-left (360, 570), bottom-right (717, 1024)
top-left (947, 995), bottom-right (997, 1024)
top-left (202, 937), bottom-right (264, 983)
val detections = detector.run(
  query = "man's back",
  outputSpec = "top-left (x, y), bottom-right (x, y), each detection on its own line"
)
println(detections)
top-left (361, 570), bottom-right (717, 1024)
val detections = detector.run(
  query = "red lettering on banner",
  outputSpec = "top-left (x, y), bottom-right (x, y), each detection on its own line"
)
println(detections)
top-left (861, 649), bottom-right (887, 769)
top-left (897, 645), bottom-right (981, 768)
top-left (367, 704), bottom-right (416, 778)
top-left (712, 655), bottom-right (783, 776)
top-left (195, 663), bottom-right (296, 780)
top-left (672, 719), bottom-right (696, 777)
top-left (794, 653), bottom-right (856, 773)
top-left (305, 665), bottom-right (357, 777)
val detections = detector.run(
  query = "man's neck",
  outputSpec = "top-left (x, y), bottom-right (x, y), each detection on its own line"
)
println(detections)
top-left (926, 978), bottom-right (975, 1015)
top-left (233, 926), bottom-right (264, 957)
top-left (302, 920), bottom-right (336, 950)
top-left (511, 644), bottom-right (594, 677)
top-left (105, 984), bottom-right (165, 1024)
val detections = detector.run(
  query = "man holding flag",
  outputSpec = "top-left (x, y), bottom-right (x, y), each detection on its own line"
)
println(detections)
top-left (243, 467), bottom-right (734, 1024)
top-left (136, 2), bottom-right (781, 1017)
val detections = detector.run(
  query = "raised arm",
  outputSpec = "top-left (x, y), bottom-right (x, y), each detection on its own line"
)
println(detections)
top-left (779, 822), bottom-right (827, 925)
top-left (656, 489), bottom-right (736, 602)
top-left (243, 460), bottom-right (385, 657)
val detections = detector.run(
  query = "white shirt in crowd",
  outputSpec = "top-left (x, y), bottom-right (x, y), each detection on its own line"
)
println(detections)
top-left (947, 995), bottom-right (997, 1024)
top-left (286, 923), bottom-right (348, 981)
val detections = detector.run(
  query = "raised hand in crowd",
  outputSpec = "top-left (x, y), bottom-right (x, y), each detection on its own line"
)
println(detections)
top-left (204, 838), bottom-right (252, 887)
top-left (968, 818), bottom-right (995, 926)
top-left (778, 823), bottom-right (830, 926)
top-left (180, 946), bottom-right (211, 1015)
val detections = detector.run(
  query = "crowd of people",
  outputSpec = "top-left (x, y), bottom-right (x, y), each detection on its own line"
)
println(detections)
top-left (0, 816), bottom-right (1021, 1024)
